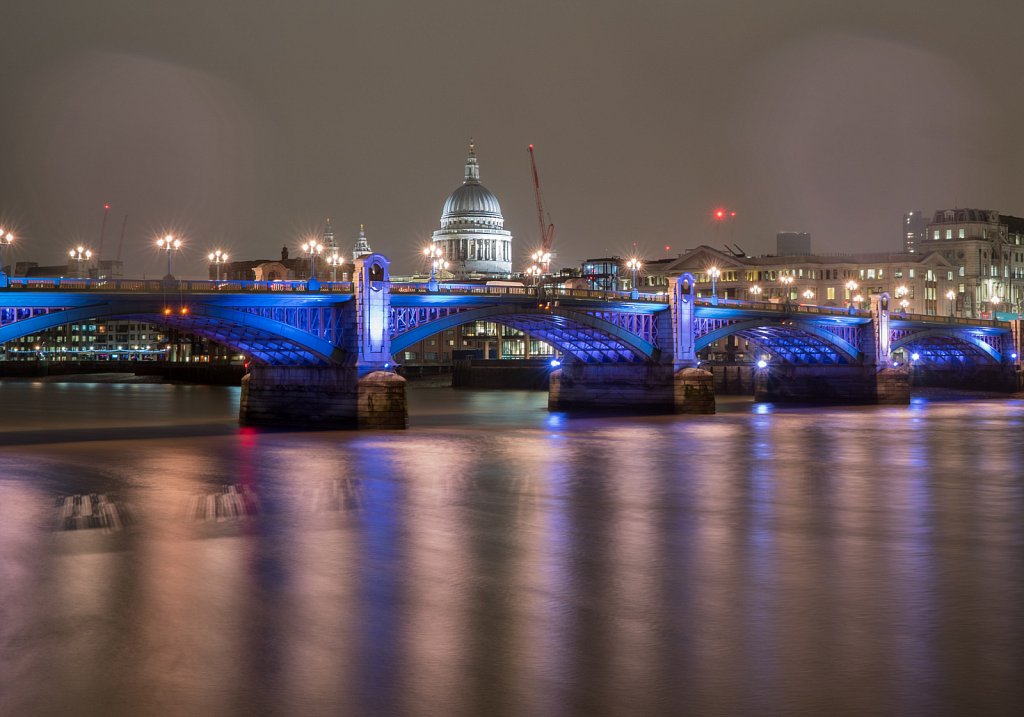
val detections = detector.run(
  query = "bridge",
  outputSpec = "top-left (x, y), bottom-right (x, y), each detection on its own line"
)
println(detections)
top-left (2, 254), bottom-right (1022, 428)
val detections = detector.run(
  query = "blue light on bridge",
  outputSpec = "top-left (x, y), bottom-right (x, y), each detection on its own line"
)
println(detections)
top-left (756, 359), bottom-right (768, 369)
top-left (550, 359), bottom-right (561, 368)
top-left (911, 352), bottom-right (920, 361)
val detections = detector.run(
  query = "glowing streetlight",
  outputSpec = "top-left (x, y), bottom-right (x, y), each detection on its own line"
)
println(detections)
top-left (531, 250), bottom-right (552, 274)
top-left (156, 235), bottom-right (182, 278)
top-left (802, 288), bottom-right (814, 303)
top-left (749, 284), bottom-right (762, 301)
top-left (326, 252), bottom-right (344, 283)
top-left (525, 264), bottom-right (542, 286)
top-left (846, 280), bottom-right (859, 310)
top-left (946, 289), bottom-right (956, 317)
top-left (208, 249), bottom-right (229, 281)
top-left (779, 273), bottom-right (794, 305)
top-left (423, 245), bottom-right (448, 288)
top-left (853, 293), bottom-right (864, 308)
top-left (302, 240), bottom-right (323, 286)
top-left (0, 230), bottom-right (14, 283)
top-left (625, 257), bottom-right (642, 298)
top-left (708, 266), bottom-right (721, 303)
top-left (69, 246), bottom-right (93, 278)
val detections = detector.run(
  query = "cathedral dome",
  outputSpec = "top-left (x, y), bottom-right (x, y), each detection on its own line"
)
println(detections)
top-left (439, 142), bottom-right (505, 229)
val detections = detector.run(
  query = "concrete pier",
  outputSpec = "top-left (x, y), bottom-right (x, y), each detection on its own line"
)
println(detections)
top-left (239, 365), bottom-right (407, 429)
top-left (753, 364), bottom-right (910, 405)
top-left (548, 363), bottom-right (715, 414)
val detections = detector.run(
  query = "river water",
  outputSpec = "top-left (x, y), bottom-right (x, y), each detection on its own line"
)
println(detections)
top-left (0, 380), bottom-right (1021, 717)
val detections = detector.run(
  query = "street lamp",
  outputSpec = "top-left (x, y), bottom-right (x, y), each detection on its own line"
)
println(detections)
top-left (779, 273), bottom-right (794, 305)
top-left (0, 230), bottom-right (13, 284)
top-left (946, 289), bottom-right (956, 317)
top-left (853, 293), bottom-right (864, 309)
top-left (531, 250), bottom-right (552, 274)
top-left (156, 235), bottom-right (182, 278)
top-left (69, 246), bottom-right (93, 278)
top-left (749, 283), bottom-right (762, 301)
top-left (802, 288), bottom-right (814, 304)
top-left (326, 252), bottom-right (344, 283)
top-left (423, 245), bottom-right (447, 289)
top-left (708, 266), bottom-right (721, 303)
top-left (525, 264), bottom-right (542, 286)
top-left (302, 240), bottom-right (323, 287)
top-left (846, 280), bottom-right (859, 311)
top-left (625, 257), bottom-right (642, 298)
top-left (208, 249), bottom-right (229, 281)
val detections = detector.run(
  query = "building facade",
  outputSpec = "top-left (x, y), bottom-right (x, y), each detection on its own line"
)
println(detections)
top-left (430, 142), bottom-right (513, 277)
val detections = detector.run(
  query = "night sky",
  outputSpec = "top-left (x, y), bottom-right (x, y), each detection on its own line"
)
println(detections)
top-left (1, 0), bottom-right (1023, 277)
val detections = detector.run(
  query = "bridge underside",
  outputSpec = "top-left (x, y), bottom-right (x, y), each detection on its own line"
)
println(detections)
top-left (697, 323), bottom-right (861, 365)
top-left (390, 306), bottom-right (659, 363)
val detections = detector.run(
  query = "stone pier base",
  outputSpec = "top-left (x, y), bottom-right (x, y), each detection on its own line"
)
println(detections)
top-left (754, 364), bottom-right (910, 405)
top-left (239, 365), bottom-right (407, 429)
top-left (547, 363), bottom-right (715, 414)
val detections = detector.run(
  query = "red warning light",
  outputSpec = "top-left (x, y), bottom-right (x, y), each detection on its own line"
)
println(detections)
top-left (665, 245), bottom-right (671, 252)
top-left (104, 203), bottom-right (110, 210)
top-left (714, 208), bottom-right (726, 220)
top-left (730, 211), bottom-right (736, 217)
top-left (180, 307), bottom-right (189, 315)
top-left (529, 144), bottom-right (534, 149)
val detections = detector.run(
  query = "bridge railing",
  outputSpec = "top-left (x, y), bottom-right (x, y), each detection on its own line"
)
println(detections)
top-left (891, 311), bottom-right (1011, 329)
top-left (694, 297), bottom-right (870, 318)
top-left (390, 282), bottom-right (530, 296)
top-left (2, 277), bottom-right (355, 293)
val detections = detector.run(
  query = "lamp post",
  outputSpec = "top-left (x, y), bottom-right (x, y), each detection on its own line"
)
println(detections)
top-left (801, 288), bottom-right (814, 304)
top-left (69, 246), bottom-right (93, 278)
top-left (326, 252), bottom-right (344, 283)
top-left (531, 250), bottom-right (552, 275)
top-left (625, 257), bottom-right (642, 299)
top-left (208, 249), bottom-right (228, 281)
top-left (991, 295), bottom-right (1002, 315)
top-left (525, 264), bottom-right (542, 287)
top-left (156, 235), bottom-right (182, 278)
top-left (302, 240), bottom-right (323, 288)
top-left (779, 273), bottom-right (794, 306)
top-left (946, 289), bottom-right (956, 317)
top-left (749, 284), bottom-right (762, 302)
top-left (853, 293), bottom-right (864, 309)
top-left (846, 280), bottom-right (859, 312)
top-left (0, 230), bottom-right (13, 286)
top-left (423, 245), bottom-right (447, 290)
top-left (708, 266), bottom-right (721, 304)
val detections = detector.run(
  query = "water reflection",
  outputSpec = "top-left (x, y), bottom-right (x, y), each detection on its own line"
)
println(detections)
top-left (0, 382), bottom-right (1022, 716)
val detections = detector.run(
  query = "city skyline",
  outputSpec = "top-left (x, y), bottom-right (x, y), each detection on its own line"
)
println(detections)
top-left (2, 1), bottom-right (1024, 278)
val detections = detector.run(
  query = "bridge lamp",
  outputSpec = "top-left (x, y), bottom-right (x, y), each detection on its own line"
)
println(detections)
top-left (845, 280), bottom-right (859, 309)
top-left (423, 245), bottom-right (445, 283)
top-left (802, 288), bottom-right (814, 303)
top-left (756, 359), bottom-right (768, 369)
top-left (895, 284), bottom-right (908, 298)
top-left (708, 266), bottom-right (721, 301)
top-left (326, 252), bottom-right (344, 283)
top-left (911, 352), bottom-right (920, 362)
top-left (749, 284), bottom-right (762, 300)
top-left (550, 358), bottom-right (561, 368)
top-left (156, 235), bottom-right (182, 278)
top-left (525, 264), bottom-right (542, 286)
top-left (208, 250), bottom-right (229, 281)
top-left (69, 246), bottom-right (93, 278)
top-left (625, 257), bottom-right (642, 297)
top-left (0, 230), bottom-right (13, 279)
top-left (853, 293), bottom-right (864, 308)
top-left (900, 298), bottom-right (909, 311)
top-left (532, 250), bottom-right (552, 273)
top-left (302, 241), bottom-right (323, 281)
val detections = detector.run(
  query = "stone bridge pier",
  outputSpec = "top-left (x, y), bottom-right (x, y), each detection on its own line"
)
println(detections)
top-left (548, 273), bottom-right (716, 414)
top-left (239, 255), bottom-right (408, 429)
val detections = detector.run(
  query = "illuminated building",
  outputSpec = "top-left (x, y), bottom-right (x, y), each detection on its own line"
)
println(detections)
top-left (430, 141), bottom-right (514, 277)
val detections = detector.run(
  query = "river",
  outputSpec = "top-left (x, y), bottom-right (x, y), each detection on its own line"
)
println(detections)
top-left (0, 380), bottom-right (1022, 716)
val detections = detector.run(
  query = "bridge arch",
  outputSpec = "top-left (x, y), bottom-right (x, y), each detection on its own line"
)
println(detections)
top-left (390, 304), bottom-right (659, 363)
top-left (0, 302), bottom-right (345, 366)
top-left (695, 317), bottom-right (863, 364)
top-left (891, 328), bottom-right (1004, 364)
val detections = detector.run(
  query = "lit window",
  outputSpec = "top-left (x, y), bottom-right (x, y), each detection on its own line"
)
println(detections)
top-left (958, 228), bottom-right (965, 238)
top-left (946, 229), bottom-right (952, 239)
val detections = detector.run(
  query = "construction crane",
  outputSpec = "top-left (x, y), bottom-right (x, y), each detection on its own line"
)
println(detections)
top-left (528, 144), bottom-right (555, 266)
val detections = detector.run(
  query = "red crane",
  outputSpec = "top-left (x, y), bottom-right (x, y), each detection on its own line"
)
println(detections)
top-left (528, 144), bottom-right (555, 259)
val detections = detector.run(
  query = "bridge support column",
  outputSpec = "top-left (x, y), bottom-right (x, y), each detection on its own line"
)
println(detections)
top-left (753, 364), bottom-right (910, 405)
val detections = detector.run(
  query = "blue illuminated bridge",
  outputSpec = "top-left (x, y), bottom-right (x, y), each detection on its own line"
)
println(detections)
top-left (2, 254), bottom-right (1021, 428)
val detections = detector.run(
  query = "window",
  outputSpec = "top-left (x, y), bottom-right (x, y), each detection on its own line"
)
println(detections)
top-left (826, 287), bottom-right (835, 300)
top-left (933, 230), bottom-right (940, 240)
top-left (894, 269), bottom-right (903, 278)
top-left (947, 271), bottom-right (953, 280)
top-left (958, 265), bottom-right (965, 277)
top-left (958, 228), bottom-right (965, 239)
top-left (866, 268), bottom-right (876, 279)
top-left (909, 269), bottom-right (915, 278)
top-left (945, 229), bottom-right (952, 239)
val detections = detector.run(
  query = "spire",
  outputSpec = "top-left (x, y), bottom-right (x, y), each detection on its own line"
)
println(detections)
top-left (352, 223), bottom-right (373, 261)
top-left (464, 137), bottom-right (480, 184)
top-left (322, 217), bottom-right (336, 249)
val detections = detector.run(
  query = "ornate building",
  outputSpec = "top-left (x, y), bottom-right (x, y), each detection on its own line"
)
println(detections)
top-left (431, 141), bottom-right (513, 277)
top-left (352, 224), bottom-right (373, 261)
